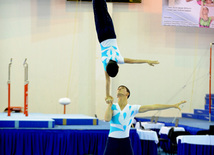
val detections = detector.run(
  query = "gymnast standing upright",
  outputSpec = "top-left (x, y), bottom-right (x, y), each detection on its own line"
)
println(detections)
top-left (92, 0), bottom-right (159, 100)
top-left (103, 85), bottom-right (186, 155)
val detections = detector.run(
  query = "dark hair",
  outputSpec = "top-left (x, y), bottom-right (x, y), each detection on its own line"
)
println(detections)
top-left (118, 85), bottom-right (130, 98)
top-left (106, 60), bottom-right (119, 77)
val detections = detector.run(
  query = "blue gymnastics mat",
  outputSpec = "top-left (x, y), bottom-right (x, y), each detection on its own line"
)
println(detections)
top-left (0, 113), bottom-right (54, 128)
top-left (45, 114), bottom-right (99, 125)
top-left (0, 113), bottom-right (99, 128)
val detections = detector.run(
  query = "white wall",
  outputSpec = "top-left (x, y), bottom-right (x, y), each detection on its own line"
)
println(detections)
top-left (0, 0), bottom-right (213, 119)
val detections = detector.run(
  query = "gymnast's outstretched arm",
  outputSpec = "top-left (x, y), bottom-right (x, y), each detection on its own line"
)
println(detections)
top-left (124, 58), bottom-right (159, 66)
top-left (105, 58), bottom-right (159, 97)
top-left (138, 101), bottom-right (186, 113)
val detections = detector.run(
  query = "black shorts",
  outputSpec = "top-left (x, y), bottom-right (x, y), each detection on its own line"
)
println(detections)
top-left (92, 0), bottom-right (116, 43)
top-left (103, 137), bottom-right (134, 155)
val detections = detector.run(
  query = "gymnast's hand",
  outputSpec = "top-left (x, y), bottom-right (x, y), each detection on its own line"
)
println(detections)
top-left (174, 100), bottom-right (186, 110)
top-left (105, 96), bottom-right (113, 104)
top-left (147, 60), bottom-right (159, 66)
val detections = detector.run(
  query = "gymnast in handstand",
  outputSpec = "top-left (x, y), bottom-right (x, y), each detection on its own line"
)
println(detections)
top-left (92, 0), bottom-right (159, 99)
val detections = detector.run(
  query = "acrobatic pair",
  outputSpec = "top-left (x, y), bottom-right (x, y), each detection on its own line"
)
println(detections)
top-left (92, 0), bottom-right (185, 154)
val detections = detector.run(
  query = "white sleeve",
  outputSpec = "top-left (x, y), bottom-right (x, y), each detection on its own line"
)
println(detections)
top-left (132, 105), bottom-right (141, 116)
top-left (117, 56), bottom-right (124, 64)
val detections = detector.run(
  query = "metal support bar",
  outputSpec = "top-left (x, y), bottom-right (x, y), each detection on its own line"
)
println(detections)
top-left (23, 58), bottom-right (29, 117)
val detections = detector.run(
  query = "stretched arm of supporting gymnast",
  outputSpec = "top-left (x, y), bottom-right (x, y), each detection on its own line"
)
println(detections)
top-left (138, 101), bottom-right (186, 113)
top-left (104, 98), bottom-right (113, 122)
top-left (105, 71), bottom-right (111, 97)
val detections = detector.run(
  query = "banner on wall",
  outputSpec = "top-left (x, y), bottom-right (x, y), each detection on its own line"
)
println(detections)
top-left (67, 0), bottom-right (141, 3)
top-left (162, 0), bottom-right (214, 28)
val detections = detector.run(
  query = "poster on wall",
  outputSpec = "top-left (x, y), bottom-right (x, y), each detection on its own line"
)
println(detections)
top-left (67, 0), bottom-right (141, 3)
top-left (162, 0), bottom-right (214, 28)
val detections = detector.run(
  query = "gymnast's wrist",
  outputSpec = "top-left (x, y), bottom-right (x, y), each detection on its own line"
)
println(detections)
top-left (107, 102), bottom-right (113, 106)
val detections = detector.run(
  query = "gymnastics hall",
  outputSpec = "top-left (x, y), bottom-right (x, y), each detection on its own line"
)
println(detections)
top-left (0, 0), bottom-right (214, 155)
